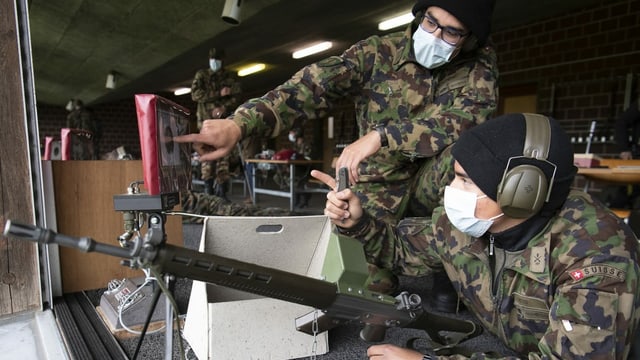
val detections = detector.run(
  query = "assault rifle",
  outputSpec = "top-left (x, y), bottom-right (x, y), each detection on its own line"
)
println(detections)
top-left (3, 213), bottom-right (481, 351)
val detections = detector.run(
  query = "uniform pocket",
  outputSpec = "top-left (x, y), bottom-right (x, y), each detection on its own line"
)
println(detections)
top-left (513, 292), bottom-right (549, 321)
top-left (549, 288), bottom-right (617, 357)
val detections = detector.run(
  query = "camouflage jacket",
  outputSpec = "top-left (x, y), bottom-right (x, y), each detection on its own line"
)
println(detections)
top-left (231, 25), bottom-right (498, 220)
top-left (191, 68), bottom-right (242, 123)
top-left (346, 191), bottom-right (640, 359)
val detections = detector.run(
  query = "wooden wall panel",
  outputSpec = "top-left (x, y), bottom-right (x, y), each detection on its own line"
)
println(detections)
top-left (52, 160), bottom-right (184, 293)
top-left (0, 0), bottom-right (41, 315)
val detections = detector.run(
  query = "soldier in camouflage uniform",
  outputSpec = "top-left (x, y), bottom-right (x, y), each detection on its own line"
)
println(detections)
top-left (191, 48), bottom-right (242, 197)
top-left (283, 127), bottom-right (314, 207)
top-left (176, 0), bottom-right (497, 295)
top-left (66, 99), bottom-right (101, 158)
top-left (317, 113), bottom-right (640, 359)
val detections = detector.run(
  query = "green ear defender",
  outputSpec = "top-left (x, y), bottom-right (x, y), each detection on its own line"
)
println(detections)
top-left (496, 114), bottom-right (557, 218)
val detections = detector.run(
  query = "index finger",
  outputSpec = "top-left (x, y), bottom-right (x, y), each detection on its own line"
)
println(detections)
top-left (172, 134), bottom-right (200, 143)
top-left (310, 170), bottom-right (336, 189)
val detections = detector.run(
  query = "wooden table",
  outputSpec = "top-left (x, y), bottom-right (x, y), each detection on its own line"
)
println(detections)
top-left (245, 159), bottom-right (328, 211)
top-left (577, 160), bottom-right (640, 219)
top-left (577, 167), bottom-right (640, 185)
top-left (577, 159), bottom-right (640, 187)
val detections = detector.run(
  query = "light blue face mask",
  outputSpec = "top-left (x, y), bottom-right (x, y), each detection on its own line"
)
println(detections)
top-left (444, 186), bottom-right (504, 237)
top-left (412, 25), bottom-right (456, 69)
top-left (209, 59), bottom-right (222, 72)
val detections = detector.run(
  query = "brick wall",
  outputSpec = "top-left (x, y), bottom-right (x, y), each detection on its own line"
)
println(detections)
top-left (37, 0), bottom-right (640, 160)
top-left (492, 0), bottom-right (640, 156)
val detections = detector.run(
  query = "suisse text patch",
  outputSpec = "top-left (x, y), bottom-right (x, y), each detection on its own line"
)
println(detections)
top-left (568, 265), bottom-right (626, 282)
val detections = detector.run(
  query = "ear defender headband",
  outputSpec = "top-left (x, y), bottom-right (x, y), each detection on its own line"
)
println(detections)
top-left (496, 114), bottom-right (557, 218)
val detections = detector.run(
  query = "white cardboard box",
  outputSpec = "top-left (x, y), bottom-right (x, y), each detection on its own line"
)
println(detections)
top-left (183, 215), bottom-right (332, 359)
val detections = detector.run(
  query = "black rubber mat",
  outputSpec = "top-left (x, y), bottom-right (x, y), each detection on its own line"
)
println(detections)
top-left (54, 292), bottom-right (128, 360)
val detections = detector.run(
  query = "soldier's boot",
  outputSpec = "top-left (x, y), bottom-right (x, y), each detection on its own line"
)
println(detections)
top-left (364, 264), bottom-right (399, 295)
top-left (429, 270), bottom-right (463, 313)
top-left (213, 181), bottom-right (230, 202)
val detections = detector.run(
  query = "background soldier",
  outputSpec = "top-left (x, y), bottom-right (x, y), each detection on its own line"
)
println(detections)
top-left (191, 48), bottom-right (242, 197)
top-left (66, 98), bottom-right (101, 159)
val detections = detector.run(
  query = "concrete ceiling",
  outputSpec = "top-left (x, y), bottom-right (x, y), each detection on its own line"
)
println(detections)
top-left (27, 0), bottom-right (604, 106)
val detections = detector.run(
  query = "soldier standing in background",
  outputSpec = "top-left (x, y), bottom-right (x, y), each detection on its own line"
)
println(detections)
top-left (191, 48), bottom-right (242, 197)
top-left (289, 127), bottom-right (313, 208)
top-left (66, 98), bottom-right (101, 159)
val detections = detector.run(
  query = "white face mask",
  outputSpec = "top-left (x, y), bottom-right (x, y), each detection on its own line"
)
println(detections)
top-left (444, 186), bottom-right (504, 237)
top-left (209, 59), bottom-right (222, 72)
top-left (288, 133), bottom-right (297, 143)
top-left (412, 25), bottom-right (456, 69)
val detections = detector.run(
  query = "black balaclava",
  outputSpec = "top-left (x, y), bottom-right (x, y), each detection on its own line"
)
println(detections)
top-left (412, 0), bottom-right (495, 46)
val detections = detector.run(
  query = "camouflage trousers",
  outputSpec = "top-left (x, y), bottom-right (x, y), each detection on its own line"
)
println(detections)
top-left (353, 147), bottom-right (455, 225)
top-left (180, 191), bottom-right (293, 224)
top-left (360, 147), bottom-right (456, 293)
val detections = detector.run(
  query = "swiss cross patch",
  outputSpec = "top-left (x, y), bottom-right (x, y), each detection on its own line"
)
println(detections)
top-left (569, 270), bottom-right (584, 281)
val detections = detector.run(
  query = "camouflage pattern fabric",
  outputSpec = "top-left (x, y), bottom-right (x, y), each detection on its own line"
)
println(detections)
top-left (191, 67), bottom-right (242, 126)
top-left (192, 66), bottom-right (242, 183)
top-left (199, 148), bottom-right (237, 183)
top-left (344, 189), bottom-right (640, 359)
top-left (200, 160), bottom-right (214, 181)
top-left (364, 146), bottom-right (456, 293)
top-left (230, 24), bottom-right (498, 223)
top-left (180, 191), bottom-right (293, 224)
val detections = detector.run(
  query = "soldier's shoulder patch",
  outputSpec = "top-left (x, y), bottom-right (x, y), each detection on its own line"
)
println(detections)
top-left (568, 265), bottom-right (626, 282)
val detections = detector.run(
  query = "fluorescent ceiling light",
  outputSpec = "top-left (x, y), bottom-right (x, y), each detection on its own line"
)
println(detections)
top-left (174, 87), bottom-right (191, 96)
top-left (378, 12), bottom-right (413, 31)
top-left (105, 71), bottom-right (117, 89)
top-left (292, 41), bottom-right (333, 59)
top-left (237, 63), bottom-right (266, 77)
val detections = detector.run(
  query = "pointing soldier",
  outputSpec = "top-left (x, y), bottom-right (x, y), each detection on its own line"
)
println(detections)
top-left (177, 0), bottom-right (498, 302)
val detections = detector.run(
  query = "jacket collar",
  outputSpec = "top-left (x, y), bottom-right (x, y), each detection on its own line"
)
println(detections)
top-left (393, 24), bottom-right (418, 70)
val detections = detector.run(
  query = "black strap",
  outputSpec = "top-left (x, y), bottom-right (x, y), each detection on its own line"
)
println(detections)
top-left (406, 333), bottom-right (503, 358)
